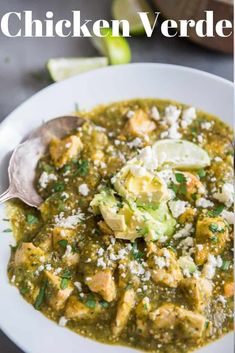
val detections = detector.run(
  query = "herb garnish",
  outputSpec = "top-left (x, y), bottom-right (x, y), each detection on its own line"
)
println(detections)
top-left (175, 173), bottom-right (187, 183)
top-left (26, 214), bottom-right (38, 225)
top-left (34, 280), bottom-right (47, 310)
top-left (85, 294), bottom-right (96, 308)
top-left (221, 260), bottom-right (230, 271)
top-left (58, 239), bottom-right (68, 249)
top-left (53, 182), bottom-right (65, 192)
top-left (208, 205), bottom-right (225, 217)
top-left (3, 228), bottom-right (12, 233)
top-left (75, 160), bottom-right (89, 176)
top-left (132, 242), bottom-right (144, 261)
top-left (197, 169), bottom-right (206, 179)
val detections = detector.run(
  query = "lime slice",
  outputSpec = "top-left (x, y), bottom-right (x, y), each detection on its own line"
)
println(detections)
top-left (112, 0), bottom-right (155, 35)
top-left (47, 57), bottom-right (108, 82)
top-left (153, 139), bottom-right (211, 170)
top-left (91, 28), bottom-right (131, 65)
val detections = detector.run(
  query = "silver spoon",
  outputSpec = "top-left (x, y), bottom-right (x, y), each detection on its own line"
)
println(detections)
top-left (0, 116), bottom-right (84, 208)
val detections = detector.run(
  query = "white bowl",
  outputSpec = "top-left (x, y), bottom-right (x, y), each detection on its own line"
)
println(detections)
top-left (0, 63), bottom-right (233, 353)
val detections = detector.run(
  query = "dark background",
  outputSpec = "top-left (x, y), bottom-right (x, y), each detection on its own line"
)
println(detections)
top-left (0, 0), bottom-right (233, 352)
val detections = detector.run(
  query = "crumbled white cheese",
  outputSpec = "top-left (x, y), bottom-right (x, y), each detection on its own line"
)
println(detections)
top-left (54, 267), bottom-right (62, 275)
top-left (164, 105), bottom-right (181, 125)
top-left (217, 295), bottom-right (227, 306)
top-left (181, 107), bottom-right (196, 128)
top-left (97, 257), bottom-right (107, 269)
top-left (54, 210), bottom-right (85, 229)
top-left (74, 281), bottom-right (82, 292)
top-left (213, 183), bottom-right (234, 207)
top-left (160, 131), bottom-right (168, 139)
top-left (143, 296), bottom-right (150, 304)
top-left (39, 172), bottom-right (57, 189)
top-left (63, 245), bottom-right (72, 257)
top-left (197, 135), bottom-right (203, 144)
top-left (173, 223), bottom-right (193, 239)
top-left (79, 183), bottom-right (90, 196)
top-left (202, 254), bottom-right (222, 279)
top-left (168, 200), bottom-right (188, 218)
top-left (167, 124), bottom-right (182, 139)
top-left (127, 137), bottom-right (142, 149)
top-left (58, 316), bottom-right (68, 327)
top-left (45, 264), bottom-right (52, 271)
top-left (138, 146), bottom-right (158, 171)
top-left (201, 121), bottom-right (212, 130)
top-left (151, 106), bottom-right (160, 121)
top-left (97, 248), bottom-right (104, 256)
top-left (214, 156), bottom-right (223, 162)
top-left (126, 110), bottom-right (135, 119)
top-left (196, 198), bottom-right (214, 208)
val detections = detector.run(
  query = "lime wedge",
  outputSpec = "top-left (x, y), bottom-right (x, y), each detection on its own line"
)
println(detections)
top-left (153, 139), bottom-right (211, 170)
top-left (91, 28), bottom-right (131, 65)
top-left (47, 57), bottom-right (108, 82)
top-left (112, 0), bottom-right (155, 35)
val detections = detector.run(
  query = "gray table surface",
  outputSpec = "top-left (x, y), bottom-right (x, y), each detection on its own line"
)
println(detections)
top-left (0, 0), bottom-right (233, 352)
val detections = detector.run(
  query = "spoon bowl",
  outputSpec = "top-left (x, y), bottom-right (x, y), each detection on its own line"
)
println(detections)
top-left (0, 115), bottom-right (84, 207)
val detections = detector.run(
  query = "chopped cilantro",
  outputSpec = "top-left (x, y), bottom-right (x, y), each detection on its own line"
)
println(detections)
top-left (34, 280), bottom-right (47, 310)
top-left (209, 223), bottom-right (219, 233)
top-left (26, 214), bottom-right (38, 225)
top-left (53, 182), bottom-right (65, 192)
top-left (3, 228), bottom-right (12, 233)
top-left (209, 205), bottom-right (225, 217)
top-left (197, 169), bottom-right (206, 179)
top-left (85, 294), bottom-right (96, 308)
top-left (2, 218), bottom-right (9, 222)
top-left (210, 236), bottom-right (218, 243)
top-left (60, 278), bottom-right (68, 289)
top-left (175, 173), bottom-right (187, 183)
top-left (61, 269), bottom-right (72, 279)
top-left (100, 300), bottom-right (109, 308)
top-left (221, 260), bottom-right (230, 271)
top-left (62, 164), bottom-right (71, 174)
top-left (20, 287), bottom-right (29, 295)
top-left (75, 160), bottom-right (89, 176)
top-left (132, 242), bottom-right (144, 261)
top-left (58, 239), bottom-right (68, 249)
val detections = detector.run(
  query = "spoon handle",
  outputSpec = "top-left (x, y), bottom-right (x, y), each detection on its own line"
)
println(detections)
top-left (0, 189), bottom-right (14, 204)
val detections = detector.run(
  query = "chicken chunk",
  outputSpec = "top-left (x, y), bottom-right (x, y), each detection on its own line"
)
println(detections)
top-left (85, 269), bottom-right (116, 302)
top-left (136, 298), bottom-right (151, 335)
top-left (125, 110), bottom-right (156, 137)
top-left (149, 248), bottom-right (183, 288)
top-left (150, 303), bottom-right (179, 329)
top-left (14, 243), bottom-right (44, 268)
top-left (65, 295), bottom-right (102, 320)
top-left (195, 217), bottom-right (229, 265)
top-left (180, 277), bottom-right (213, 312)
top-left (49, 135), bottom-right (83, 168)
top-left (52, 227), bottom-right (76, 252)
top-left (177, 306), bottom-right (206, 338)
top-left (44, 270), bottom-right (73, 311)
top-left (150, 303), bottom-right (206, 339)
top-left (112, 289), bottom-right (135, 336)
